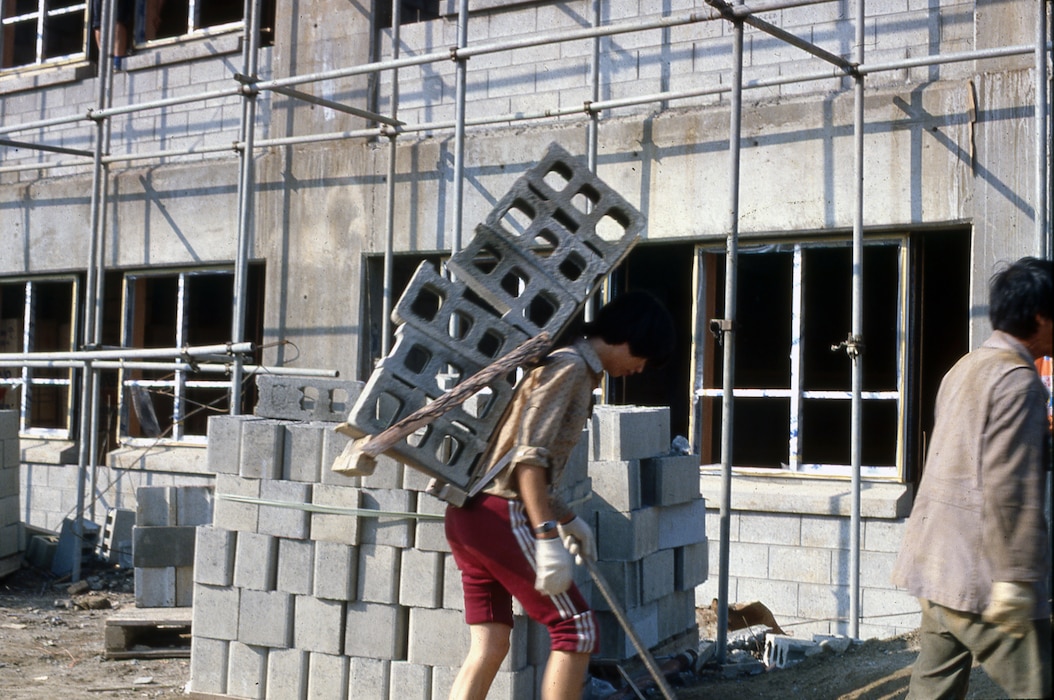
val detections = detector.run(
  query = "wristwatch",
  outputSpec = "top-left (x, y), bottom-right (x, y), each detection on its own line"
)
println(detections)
top-left (533, 520), bottom-right (558, 536)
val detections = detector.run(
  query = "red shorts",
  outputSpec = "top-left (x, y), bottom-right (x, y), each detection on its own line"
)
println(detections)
top-left (445, 494), bottom-right (599, 654)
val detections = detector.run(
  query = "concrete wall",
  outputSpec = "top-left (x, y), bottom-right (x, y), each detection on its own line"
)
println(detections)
top-left (697, 475), bottom-right (918, 640)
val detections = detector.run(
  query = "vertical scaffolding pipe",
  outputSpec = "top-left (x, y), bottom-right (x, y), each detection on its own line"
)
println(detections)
top-left (449, 0), bottom-right (470, 264)
top-left (1036, 1), bottom-right (1049, 259)
top-left (715, 15), bottom-right (745, 665)
top-left (848, 0), bottom-right (866, 640)
top-left (74, 0), bottom-right (118, 582)
top-left (230, 0), bottom-right (262, 414)
top-left (586, 0), bottom-right (601, 173)
top-left (381, 2), bottom-right (402, 356)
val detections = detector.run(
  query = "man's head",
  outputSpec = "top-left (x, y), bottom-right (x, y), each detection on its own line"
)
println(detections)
top-left (582, 291), bottom-right (676, 373)
top-left (989, 257), bottom-right (1053, 340)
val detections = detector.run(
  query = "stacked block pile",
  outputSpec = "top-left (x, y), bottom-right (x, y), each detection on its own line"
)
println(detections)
top-left (342, 142), bottom-right (642, 504)
top-left (133, 485), bottom-right (214, 607)
top-left (0, 410), bottom-right (19, 562)
top-left (587, 406), bottom-right (707, 659)
top-left (187, 376), bottom-right (706, 698)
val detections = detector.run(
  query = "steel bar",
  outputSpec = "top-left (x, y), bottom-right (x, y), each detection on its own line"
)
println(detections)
top-left (0, 138), bottom-right (92, 157)
top-left (848, 0), bottom-right (866, 640)
top-left (0, 360), bottom-right (336, 376)
top-left (715, 10), bottom-right (745, 666)
top-left (229, 0), bottom-right (263, 416)
top-left (268, 84), bottom-right (404, 126)
top-left (0, 342), bottom-right (253, 362)
top-left (450, 0), bottom-right (470, 263)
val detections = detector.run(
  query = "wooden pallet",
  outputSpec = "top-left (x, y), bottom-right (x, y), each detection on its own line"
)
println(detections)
top-left (104, 606), bottom-right (193, 659)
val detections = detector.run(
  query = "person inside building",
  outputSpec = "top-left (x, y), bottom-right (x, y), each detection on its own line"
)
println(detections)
top-left (445, 291), bottom-right (676, 699)
top-left (91, 0), bottom-right (134, 68)
top-left (892, 256), bottom-right (1053, 699)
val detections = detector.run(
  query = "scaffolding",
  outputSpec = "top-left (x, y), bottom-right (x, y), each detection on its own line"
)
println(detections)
top-left (0, 0), bottom-right (1049, 656)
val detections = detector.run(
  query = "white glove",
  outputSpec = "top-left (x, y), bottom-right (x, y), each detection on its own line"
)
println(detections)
top-left (982, 581), bottom-right (1034, 639)
top-left (534, 536), bottom-right (573, 596)
top-left (557, 516), bottom-right (596, 564)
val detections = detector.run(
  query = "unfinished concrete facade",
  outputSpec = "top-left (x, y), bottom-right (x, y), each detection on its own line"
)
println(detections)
top-left (1, 0), bottom-right (1050, 655)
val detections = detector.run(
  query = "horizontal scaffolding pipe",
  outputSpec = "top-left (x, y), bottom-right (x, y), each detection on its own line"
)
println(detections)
top-left (0, 41), bottom-right (1042, 173)
top-left (0, 360), bottom-right (337, 377)
top-left (0, 342), bottom-right (252, 363)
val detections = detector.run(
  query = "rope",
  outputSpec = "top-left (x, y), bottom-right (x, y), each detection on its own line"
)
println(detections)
top-left (214, 492), bottom-right (445, 520)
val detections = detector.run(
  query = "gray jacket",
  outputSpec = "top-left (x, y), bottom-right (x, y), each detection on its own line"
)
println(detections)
top-left (892, 331), bottom-right (1051, 618)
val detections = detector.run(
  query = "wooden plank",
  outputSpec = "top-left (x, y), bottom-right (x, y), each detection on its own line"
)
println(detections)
top-left (104, 605), bottom-right (192, 660)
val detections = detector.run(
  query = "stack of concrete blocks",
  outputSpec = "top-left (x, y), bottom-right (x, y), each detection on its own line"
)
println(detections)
top-left (188, 376), bottom-right (706, 698)
top-left (133, 485), bottom-right (214, 607)
top-left (0, 410), bottom-right (19, 562)
top-left (342, 142), bottom-right (642, 504)
top-left (189, 374), bottom-right (562, 698)
top-left (585, 405), bottom-right (707, 660)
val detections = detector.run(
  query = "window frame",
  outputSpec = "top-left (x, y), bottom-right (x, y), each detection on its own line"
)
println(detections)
top-left (1, 0), bottom-right (89, 69)
top-left (0, 275), bottom-right (80, 438)
top-left (118, 266), bottom-right (240, 446)
top-left (693, 236), bottom-right (909, 479)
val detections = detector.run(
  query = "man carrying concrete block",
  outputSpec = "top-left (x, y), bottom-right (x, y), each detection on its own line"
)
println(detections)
top-left (444, 291), bottom-right (675, 700)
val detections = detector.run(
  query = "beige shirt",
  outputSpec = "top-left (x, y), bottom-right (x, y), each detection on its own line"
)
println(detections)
top-left (480, 338), bottom-right (602, 520)
top-left (892, 331), bottom-right (1051, 617)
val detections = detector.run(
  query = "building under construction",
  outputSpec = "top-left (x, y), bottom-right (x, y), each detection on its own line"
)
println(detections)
top-left (0, 0), bottom-right (1050, 688)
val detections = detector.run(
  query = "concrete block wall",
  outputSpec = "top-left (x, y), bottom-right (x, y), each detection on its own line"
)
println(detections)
top-left (696, 476), bottom-right (918, 640)
top-left (189, 379), bottom-right (705, 698)
top-left (133, 485), bottom-right (215, 607)
top-left (0, 411), bottom-right (20, 559)
top-left (0, 39), bottom-right (272, 178)
top-left (379, 0), bottom-right (979, 130)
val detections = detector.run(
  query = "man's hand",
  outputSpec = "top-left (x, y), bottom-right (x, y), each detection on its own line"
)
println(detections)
top-left (558, 516), bottom-right (596, 564)
top-left (982, 581), bottom-right (1034, 638)
top-left (534, 536), bottom-right (573, 596)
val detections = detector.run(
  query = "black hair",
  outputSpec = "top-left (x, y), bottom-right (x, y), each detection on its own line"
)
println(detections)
top-left (988, 256), bottom-right (1054, 337)
top-left (581, 290), bottom-right (676, 367)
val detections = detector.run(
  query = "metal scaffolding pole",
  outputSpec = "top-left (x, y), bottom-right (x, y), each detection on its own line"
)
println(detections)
top-left (449, 0), bottom-right (470, 266)
top-left (847, 0), bottom-right (867, 641)
top-left (1036, 1), bottom-right (1050, 259)
top-left (230, 0), bottom-right (263, 416)
top-left (381, 1), bottom-right (402, 356)
top-left (715, 10), bottom-right (745, 667)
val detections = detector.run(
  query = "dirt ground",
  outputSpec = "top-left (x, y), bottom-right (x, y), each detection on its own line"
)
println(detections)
top-left (1, 565), bottom-right (1007, 700)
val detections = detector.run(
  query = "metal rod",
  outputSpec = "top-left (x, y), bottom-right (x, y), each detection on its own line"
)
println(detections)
top-left (229, 0), bottom-right (263, 416)
top-left (450, 0), bottom-right (470, 264)
top-left (268, 84), bottom-right (404, 126)
top-left (1036, 2), bottom-right (1049, 258)
top-left (381, 0), bottom-right (402, 357)
top-left (0, 360), bottom-right (337, 376)
top-left (716, 11), bottom-right (745, 666)
top-left (848, 0), bottom-right (866, 641)
top-left (582, 557), bottom-right (676, 700)
top-left (0, 342), bottom-right (253, 362)
top-left (0, 138), bottom-right (92, 157)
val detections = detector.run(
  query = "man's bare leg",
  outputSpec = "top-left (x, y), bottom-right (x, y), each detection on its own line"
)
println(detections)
top-left (540, 649), bottom-right (590, 700)
top-left (449, 622), bottom-right (511, 700)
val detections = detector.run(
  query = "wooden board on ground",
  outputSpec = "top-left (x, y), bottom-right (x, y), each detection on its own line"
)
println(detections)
top-left (104, 606), bottom-right (193, 659)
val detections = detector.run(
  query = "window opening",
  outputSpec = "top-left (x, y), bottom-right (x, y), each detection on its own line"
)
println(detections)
top-left (375, 0), bottom-right (440, 29)
top-left (120, 266), bottom-right (262, 443)
top-left (607, 242), bottom-right (695, 441)
top-left (1, 0), bottom-right (88, 68)
top-left (0, 277), bottom-right (78, 436)
top-left (697, 238), bottom-right (906, 477)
